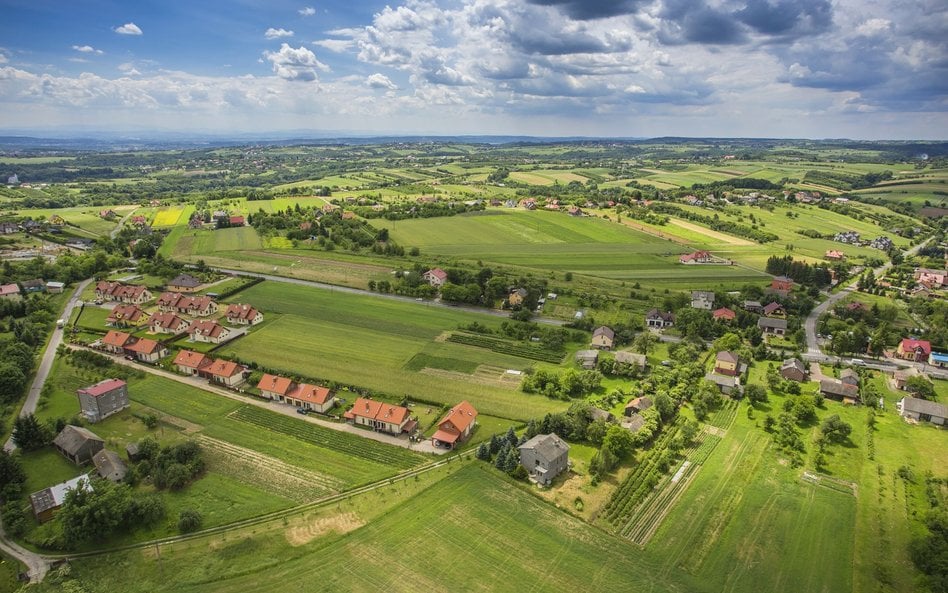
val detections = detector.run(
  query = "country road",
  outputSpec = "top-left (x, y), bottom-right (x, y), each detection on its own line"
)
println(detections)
top-left (4, 278), bottom-right (93, 453)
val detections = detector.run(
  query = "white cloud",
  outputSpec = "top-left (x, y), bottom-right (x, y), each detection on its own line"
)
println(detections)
top-left (0, 54), bottom-right (7, 65)
top-left (366, 73), bottom-right (397, 90)
top-left (114, 23), bottom-right (143, 36)
top-left (299, 7), bottom-right (316, 17)
top-left (265, 28), bottom-right (294, 40)
top-left (312, 39), bottom-right (354, 52)
top-left (118, 63), bottom-right (142, 76)
top-left (263, 44), bottom-right (328, 81)
top-left (72, 45), bottom-right (104, 55)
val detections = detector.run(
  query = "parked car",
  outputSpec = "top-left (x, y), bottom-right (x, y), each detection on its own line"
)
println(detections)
top-left (296, 407), bottom-right (309, 415)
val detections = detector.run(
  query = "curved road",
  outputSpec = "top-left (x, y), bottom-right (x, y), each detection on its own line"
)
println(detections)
top-left (4, 278), bottom-right (92, 453)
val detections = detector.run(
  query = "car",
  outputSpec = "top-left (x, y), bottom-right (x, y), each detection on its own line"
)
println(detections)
top-left (124, 355), bottom-right (135, 361)
top-left (850, 358), bottom-right (866, 366)
top-left (296, 407), bottom-right (309, 415)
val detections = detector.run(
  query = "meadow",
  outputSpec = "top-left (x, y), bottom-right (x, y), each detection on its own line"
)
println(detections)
top-left (217, 281), bottom-right (567, 420)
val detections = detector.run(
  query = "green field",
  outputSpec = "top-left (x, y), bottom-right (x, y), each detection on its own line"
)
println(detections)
top-left (217, 282), bottom-right (567, 420)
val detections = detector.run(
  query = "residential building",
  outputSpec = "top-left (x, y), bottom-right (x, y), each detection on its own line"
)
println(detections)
top-left (77, 378), bottom-right (129, 423)
top-left (431, 401), bottom-right (478, 449)
top-left (762, 302), bottom-right (785, 317)
top-left (591, 326), bottom-right (615, 350)
top-left (423, 268), bottom-right (448, 287)
top-left (897, 338), bottom-right (932, 362)
top-left (897, 397), bottom-right (947, 426)
top-left (188, 320), bottom-right (231, 344)
top-left (712, 307), bottom-right (736, 321)
top-left (714, 351), bottom-right (741, 377)
top-left (0, 283), bottom-right (21, 299)
top-left (94, 282), bottom-right (152, 304)
top-left (173, 349), bottom-right (211, 375)
top-left (624, 396), bottom-right (653, 416)
top-left (257, 373), bottom-right (297, 401)
top-left (825, 250), bottom-right (846, 261)
top-left (679, 250), bottom-right (713, 264)
top-left (743, 300), bottom-right (763, 313)
top-left (893, 367), bottom-right (923, 391)
top-left (780, 359), bottom-right (807, 382)
top-left (645, 309), bottom-right (675, 329)
top-left (929, 352), bottom-right (948, 368)
top-left (614, 351), bottom-right (647, 369)
top-left (819, 379), bottom-right (859, 404)
top-left (914, 268), bottom-right (948, 287)
top-left (691, 290), bottom-right (715, 310)
top-left (30, 476), bottom-right (89, 523)
top-left (769, 276), bottom-right (794, 296)
top-left (100, 330), bottom-right (136, 354)
top-left (344, 397), bottom-right (415, 435)
top-left (53, 425), bottom-right (105, 465)
top-left (148, 311), bottom-right (189, 334)
top-left (46, 281), bottom-right (65, 294)
top-left (508, 288), bottom-right (528, 307)
top-left (840, 369), bottom-right (859, 386)
top-left (167, 273), bottom-right (202, 293)
top-left (575, 349), bottom-right (599, 370)
top-left (156, 292), bottom-right (218, 317)
top-left (124, 338), bottom-right (167, 363)
top-left (225, 303), bottom-right (263, 325)
top-left (705, 372), bottom-right (739, 395)
top-left (21, 279), bottom-right (45, 294)
top-left (202, 359), bottom-right (247, 387)
top-left (106, 304), bottom-right (146, 328)
top-left (758, 317), bottom-right (788, 336)
top-left (93, 449), bottom-right (128, 482)
top-left (622, 414), bottom-right (646, 433)
top-left (518, 434), bottom-right (570, 486)
top-left (285, 383), bottom-right (335, 413)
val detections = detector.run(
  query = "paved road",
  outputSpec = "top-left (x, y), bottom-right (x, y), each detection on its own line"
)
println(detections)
top-left (210, 266), bottom-right (568, 327)
top-left (109, 208), bottom-right (138, 240)
top-left (81, 347), bottom-right (448, 455)
top-left (4, 278), bottom-right (92, 452)
top-left (803, 237), bottom-right (933, 358)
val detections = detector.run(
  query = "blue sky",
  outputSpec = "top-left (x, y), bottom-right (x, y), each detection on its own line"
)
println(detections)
top-left (0, 0), bottom-right (945, 138)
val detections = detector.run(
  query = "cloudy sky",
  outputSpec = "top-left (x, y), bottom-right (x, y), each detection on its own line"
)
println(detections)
top-left (0, 0), bottom-right (945, 138)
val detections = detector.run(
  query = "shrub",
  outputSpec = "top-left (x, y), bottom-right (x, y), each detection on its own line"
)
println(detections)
top-left (178, 509), bottom-right (203, 534)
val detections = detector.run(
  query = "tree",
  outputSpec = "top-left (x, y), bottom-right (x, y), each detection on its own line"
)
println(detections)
top-left (820, 414), bottom-right (853, 444)
top-left (680, 420), bottom-right (699, 444)
top-left (744, 384), bottom-right (768, 405)
top-left (0, 364), bottom-right (26, 402)
top-left (0, 450), bottom-right (26, 501)
top-left (502, 447), bottom-right (520, 473)
top-left (602, 425), bottom-right (635, 459)
top-left (60, 478), bottom-right (132, 542)
top-left (11, 414), bottom-right (51, 451)
top-left (178, 509), bottom-right (203, 534)
top-left (505, 426), bottom-right (518, 446)
top-left (653, 392), bottom-right (676, 422)
top-left (475, 443), bottom-right (491, 461)
top-left (632, 332), bottom-right (658, 355)
top-left (905, 375), bottom-right (936, 400)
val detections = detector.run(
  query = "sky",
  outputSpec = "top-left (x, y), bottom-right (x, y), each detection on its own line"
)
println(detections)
top-left (0, 0), bottom-right (945, 139)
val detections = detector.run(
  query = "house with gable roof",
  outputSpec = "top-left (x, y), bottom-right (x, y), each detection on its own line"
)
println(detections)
top-left (431, 401), bottom-right (478, 449)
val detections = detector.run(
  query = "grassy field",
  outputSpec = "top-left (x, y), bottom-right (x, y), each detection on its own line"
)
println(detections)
top-left (216, 282), bottom-right (567, 420)
top-left (151, 206), bottom-right (190, 227)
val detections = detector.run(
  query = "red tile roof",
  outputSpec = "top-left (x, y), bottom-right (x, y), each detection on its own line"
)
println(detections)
top-left (225, 303), bottom-right (259, 321)
top-left (0, 283), bottom-right (20, 296)
top-left (125, 338), bottom-right (163, 355)
top-left (901, 338), bottom-right (932, 355)
top-left (712, 307), bottom-right (736, 320)
top-left (425, 268), bottom-right (448, 281)
top-left (290, 384), bottom-right (332, 405)
top-left (188, 320), bottom-right (228, 339)
top-left (78, 378), bottom-right (126, 398)
top-left (107, 304), bottom-right (145, 323)
top-left (102, 330), bottom-right (134, 348)
top-left (205, 359), bottom-right (242, 378)
top-left (256, 373), bottom-right (295, 396)
top-left (436, 401), bottom-right (478, 437)
top-left (149, 311), bottom-right (188, 330)
top-left (346, 397), bottom-right (410, 425)
top-left (173, 349), bottom-right (210, 369)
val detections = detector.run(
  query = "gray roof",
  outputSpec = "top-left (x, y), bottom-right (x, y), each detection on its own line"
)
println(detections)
top-left (646, 309), bottom-right (674, 321)
top-left (705, 373), bottom-right (737, 388)
top-left (30, 476), bottom-right (89, 515)
top-left (820, 379), bottom-right (858, 398)
top-left (169, 273), bottom-right (201, 288)
top-left (900, 397), bottom-right (948, 418)
top-left (519, 433), bottom-right (570, 463)
top-left (53, 425), bottom-right (104, 456)
top-left (614, 351), bottom-right (647, 367)
top-left (625, 396), bottom-right (653, 412)
top-left (717, 350), bottom-right (739, 364)
top-left (840, 369), bottom-right (859, 384)
top-left (588, 408), bottom-right (613, 422)
top-left (692, 291), bottom-right (715, 301)
top-left (744, 300), bottom-right (762, 308)
top-left (575, 349), bottom-right (599, 361)
top-left (93, 450), bottom-right (128, 482)
top-left (622, 414), bottom-right (646, 433)
top-left (758, 317), bottom-right (788, 330)
top-left (593, 326), bottom-right (615, 340)
top-left (781, 359), bottom-right (805, 373)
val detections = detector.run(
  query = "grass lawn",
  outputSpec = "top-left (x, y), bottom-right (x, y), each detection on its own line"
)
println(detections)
top-left (216, 281), bottom-right (568, 420)
top-left (20, 448), bottom-right (82, 495)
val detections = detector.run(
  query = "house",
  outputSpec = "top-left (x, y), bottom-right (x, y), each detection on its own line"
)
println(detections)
top-left (588, 407), bottom-right (614, 423)
top-left (124, 338), bottom-right (167, 363)
top-left (101, 330), bottom-right (136, 354)
top-left (30, 476), bottom-right (90, 523)
top-left (780, 359), bottom-right (807, 382)
top-left (94, 282), bottom-right (152, 304)
top-left (188, 320), bottom-right (231, 344)
top-left (743, 300), bottom-right (763, 314)
top-left (508, 288), bottom-right (528, 307)
top-left (285, 383), bottom-right (335, 413)
top-left (148, 311), bottom-right (189, 334)
top-left (929, 352), bottom-right (948, 368)
top-left (870, 237), bottom-right (894, 251)
top-left (77, 378), bottom-right (129, 423)
top-left (893, 367), bottom-right (923, 391)
top-left (130, 215), bottom-right (147, 227)
top-left (645, 309), bottom-right (675, 329)
top-left (202, 358), bottom-right (247, 387)
top-left (769, 276), bottom-right (794, 296)
top-left (93, 449), bottom-right (128, 482)
top-left (614, 351), bottom-right (647, 369)
top-left (225, 303), bottom-right (263, 325)
top-left (423, 268), bottom-right (448, 288)
top-left (257, 373), bottom-right (297, 401)
top-left (99, 209), bottom-right (117, 219)
top-left (46, 281), bottom-right (65, 294)
top-left (914, 268), bottom-right (948, 287)
top-left (591, 326), bottom-right (615, 350)
top-left (714, 351), bottom-right (741, 377)
top-left (344, 397), bottom-right (415, 435)
top-left (21, 279), bottom-right (45, 294)
top-left (705, 372), bottom-right (739, 395)
top-left (758, 317), bottom-right (788, 336)
top-left (106, 304), bottom-right (146, 328)
top-left (712, 307), bottom-right (736, 321)
top-left (624, 396), bottom-right (653, 416)
top-left (691, 290), bottom-right (715, 310)
top-left (820, 379), bottom-right (859, 404)
top-left (229, 215), bottom-right (245, 227)
top-left (621, 414), bottom-right (646, 433)
top-left (0, 283), bottom-right (21, 299)
top-left (575, 349), bottom-right (599, 370)
top-left (679, 250), bottom-right (713, 264)
top-left (519, 198), bottom-right (537, 210)
top-left (167, 273), bottom-right (202, 293)
top-left (173, 349), bottom-right (211, 375)
top-left (0, 222), bottom-right (18, 234)
top-left (897, 397), bottom-right (947, 426)
top-left (518, 434), bottom-right (569, 486)
top-left (840, 369), bottom-right (859, 386)
top-left (762, 302), bottom-right (785, 317)
top-left (897, 338), bottom-right (931, 362)
top-left (156, 292), bottom-right (218, 317)
top-left (53, 425), bottom-right (105, 465)
top-left (431, 401), bottom-right (478, 449)
top-left (825, 250), bottom-right (846, 261)
top-left (126, 442), bottom-right (141, 462)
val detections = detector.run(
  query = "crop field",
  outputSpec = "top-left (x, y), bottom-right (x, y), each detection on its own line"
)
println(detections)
top-left (216, 281), bottom-right (567, 420)
top-left (12, 205), bottom-right (135, 236)
top-left (151, 206), bottom-right (189, 227)
top-left (508, 169), bottom-right (591, 185)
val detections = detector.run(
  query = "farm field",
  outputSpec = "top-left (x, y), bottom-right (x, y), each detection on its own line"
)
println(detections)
top-left (217, 281), bottom-right (567, 420)
top-left (8, 205), bottom-right (135, 236)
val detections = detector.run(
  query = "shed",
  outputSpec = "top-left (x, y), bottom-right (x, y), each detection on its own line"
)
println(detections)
top-left (92, 449), bottom-right (128, 482)
top-left (575, 349), bottom-right (599, 370)
top-left (53, 425), bottom-right (105, 465)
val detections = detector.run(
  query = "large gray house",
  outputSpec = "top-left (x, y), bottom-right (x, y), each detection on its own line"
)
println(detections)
top-left (77, 378), bottom-right (129, 423)
top-left (897, 397), bottom-right (947, 426)
top-left (519, 433), bottom-right (570, 486)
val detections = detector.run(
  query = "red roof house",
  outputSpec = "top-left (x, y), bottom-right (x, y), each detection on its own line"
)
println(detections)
top-left (712, 307), bottom-right (736, 321)
top-left (225, 303), bottom-right (263, 325)
top-left (431, 401), bottom-right (478, 449)
top-left (173, 350), bottom-right (211, 375)
top-left (897, 338), bottom-right (932, 362)
top-left (344, 397), bottom-right (414, 435)
top-left (423, 268), bottom-right (448, 287)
